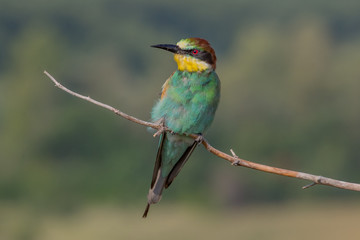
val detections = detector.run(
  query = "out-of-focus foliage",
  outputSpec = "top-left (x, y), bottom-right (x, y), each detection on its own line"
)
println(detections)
top-left (0, 0), bottom-right (360, 210)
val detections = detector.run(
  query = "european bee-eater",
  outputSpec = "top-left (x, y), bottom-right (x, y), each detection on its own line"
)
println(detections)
top-left (143, 38), bottom-right (220, 217)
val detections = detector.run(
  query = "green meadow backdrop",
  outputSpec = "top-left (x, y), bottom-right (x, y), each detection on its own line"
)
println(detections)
top-left (1, 0), bottom-right (359, 239)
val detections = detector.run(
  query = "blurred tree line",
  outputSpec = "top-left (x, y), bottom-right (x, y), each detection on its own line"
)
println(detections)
top-left (0, 0), bottom-right (359, 209)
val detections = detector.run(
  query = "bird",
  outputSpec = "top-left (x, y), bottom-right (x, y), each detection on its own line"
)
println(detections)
top-left (143, 38), bottom-right (220, 218)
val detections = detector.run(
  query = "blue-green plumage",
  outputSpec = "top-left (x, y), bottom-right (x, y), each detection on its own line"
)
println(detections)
top-left (143, 38), bottom-right (220, 218)
top-left (152, 70), bottom-right (220, 177)
top-left (152, 70), bottom-right (220, 134)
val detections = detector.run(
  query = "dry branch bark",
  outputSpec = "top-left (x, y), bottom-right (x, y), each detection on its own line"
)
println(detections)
top-left (44, 71), bottom-right (360, 192)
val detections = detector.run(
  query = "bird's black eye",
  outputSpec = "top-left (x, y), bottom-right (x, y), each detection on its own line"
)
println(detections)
top-left (192, 49), bottom-right (199, 55)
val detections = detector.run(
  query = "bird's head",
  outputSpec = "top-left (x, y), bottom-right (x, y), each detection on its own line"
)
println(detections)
top-left (152, 38), bottom-right (217, 72)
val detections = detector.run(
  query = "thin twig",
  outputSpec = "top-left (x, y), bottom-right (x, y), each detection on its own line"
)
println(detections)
top-left (44, 70), bottom-right (360, 192)
top-left (302, 182), bottom-right (318, 189)
top-left (44, 71), bottom-right (160, 130)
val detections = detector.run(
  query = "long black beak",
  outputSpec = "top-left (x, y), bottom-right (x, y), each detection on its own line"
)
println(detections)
top-left (151, 44), bottom-right (180, 53)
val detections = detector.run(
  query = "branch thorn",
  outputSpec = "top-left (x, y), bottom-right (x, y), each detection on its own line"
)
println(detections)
top-left (230, 149), bottom-right (241, 166)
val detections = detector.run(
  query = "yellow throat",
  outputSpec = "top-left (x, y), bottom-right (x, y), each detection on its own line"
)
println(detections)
top-left (174, 54), bottom-right (211, 72)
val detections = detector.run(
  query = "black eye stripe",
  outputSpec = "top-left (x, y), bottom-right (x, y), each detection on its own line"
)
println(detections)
top-left (182, 49), bottom-right (214, 65)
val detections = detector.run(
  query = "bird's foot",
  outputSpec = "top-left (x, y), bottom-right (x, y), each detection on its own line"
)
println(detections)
top-left (194, 134), bottom-right (204, 144)
top-left (153, 118), bottom-right (168, 137)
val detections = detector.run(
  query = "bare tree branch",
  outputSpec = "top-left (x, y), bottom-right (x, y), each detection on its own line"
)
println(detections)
top-left (44, 70), bottom-right (360, 192)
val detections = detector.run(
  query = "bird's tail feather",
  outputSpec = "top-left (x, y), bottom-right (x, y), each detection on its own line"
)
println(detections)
top-left (142, 172), bottom-right (167, 218)
top-left (142, 203), bottom-right (150, 218)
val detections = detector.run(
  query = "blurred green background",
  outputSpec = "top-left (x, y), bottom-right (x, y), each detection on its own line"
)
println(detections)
top-left (1, 0), bottom-right (360, 239)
